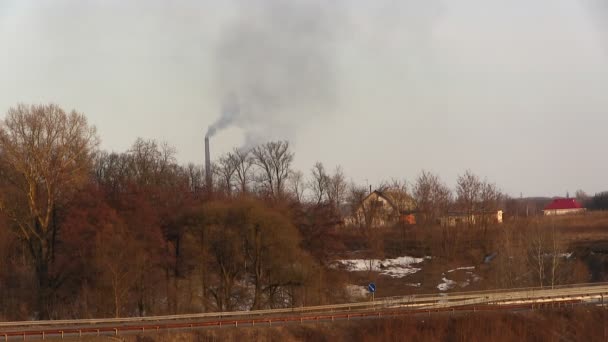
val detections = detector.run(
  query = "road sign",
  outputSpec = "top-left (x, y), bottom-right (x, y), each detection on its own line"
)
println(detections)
top-left (368, 283), bottom-right (376, 293)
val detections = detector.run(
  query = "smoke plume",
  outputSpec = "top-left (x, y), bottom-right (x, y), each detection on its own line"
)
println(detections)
top-left (207, 0), bottom-right (343, 144)
top-left (580, 0), bottom-right (608, 49)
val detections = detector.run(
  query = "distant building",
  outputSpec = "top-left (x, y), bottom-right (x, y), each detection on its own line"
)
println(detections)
top-left (346, 190), bottom-right (416, 228)
top-left (439, 210), bottom-right (504, 227)
top-left (543, 198), bottom-right (585, 216)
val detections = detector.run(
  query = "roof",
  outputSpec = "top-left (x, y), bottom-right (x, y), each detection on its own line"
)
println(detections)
top-left (359, 190), bottom-right (398, 210)
top-left (544, 198), bottom-right (583, 210)
top-left (358, 189), bottom-right (416, 212)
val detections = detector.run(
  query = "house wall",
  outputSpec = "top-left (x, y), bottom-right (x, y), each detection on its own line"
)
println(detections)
top-left (543, 208), bottom-right (586, 216)
top-left (352, 192), bottom-right (398, 228)
top-left (439, 210), bottom-right (503, 227)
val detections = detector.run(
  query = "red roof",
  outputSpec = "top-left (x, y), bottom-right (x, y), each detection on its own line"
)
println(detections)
top-left (544, 198), bottom-right (583, 210)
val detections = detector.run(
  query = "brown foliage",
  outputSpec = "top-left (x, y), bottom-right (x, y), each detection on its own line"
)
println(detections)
top-left (0, 103), bottom-right (99, 318)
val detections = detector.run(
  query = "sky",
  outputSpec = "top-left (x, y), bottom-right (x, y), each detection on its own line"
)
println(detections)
top-left (1, 0), bottom-right (607, 197)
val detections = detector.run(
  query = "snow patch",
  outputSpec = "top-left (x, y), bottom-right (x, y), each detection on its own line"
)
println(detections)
top-left (438, 268), bottom-right (482, 291)
top-left (560, 252), bottom-right (573, 259)
top-left (437, 277), bottom-right (457, 291)
top-left (333, 256), bottom-right (425, 278)
top-left (345, 284), bottom-right (369, 299)
top-left (446, 266), bottom-right (475, 273)
top-left (467, 271), bottom-right (482, 282)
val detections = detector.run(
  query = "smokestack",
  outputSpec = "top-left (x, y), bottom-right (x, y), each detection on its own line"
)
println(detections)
top-left (205, 136), bottom-right (212, 190)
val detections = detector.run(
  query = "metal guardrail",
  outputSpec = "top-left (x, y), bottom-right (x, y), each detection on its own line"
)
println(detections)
top-left (2, 283), bottom-right (608, 340)
top-left (1, 282), bottom-right (607, 330)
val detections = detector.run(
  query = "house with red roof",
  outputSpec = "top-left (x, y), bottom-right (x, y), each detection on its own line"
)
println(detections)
top-left (543, 198), bottom-right (585, 216)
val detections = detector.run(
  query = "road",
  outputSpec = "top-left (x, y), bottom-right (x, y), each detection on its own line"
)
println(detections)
top-left (2, 282), bottom-right (608, 340)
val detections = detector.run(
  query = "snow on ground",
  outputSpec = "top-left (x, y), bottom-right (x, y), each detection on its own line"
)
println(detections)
top-left (333, 256), bottom-right (425, 278)
top-left (346, 284), bottom-right (369, 299)
top-left (543, 252), bottom-right (574, 259)
top-left (437, 267), bottom-right (482, 291)
top-left (446, 266), bottom-right (475, 273)
top-left (467, 271), bottom-right (482, 282)
top-left (437, 277), bottom-right (457, 291)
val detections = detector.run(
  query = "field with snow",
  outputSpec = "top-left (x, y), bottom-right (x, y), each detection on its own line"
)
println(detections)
top-left (335, 255), bottom-right (489, 296)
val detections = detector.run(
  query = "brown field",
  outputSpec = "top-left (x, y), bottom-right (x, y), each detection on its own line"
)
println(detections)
top-left (333, 212), bottom-right (608, 298)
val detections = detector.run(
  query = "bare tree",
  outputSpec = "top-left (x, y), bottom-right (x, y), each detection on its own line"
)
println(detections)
top-left (213, 154), bottom-right (237, 196)
top-left (129, 138), bottom-right (163, 186)
top-left (287, 170), bottom-right (307, 203)
top-left (575, 189), bottom-right (589, 206)
top-left (526, 223), bottom-right (546, 288)
top-left (327, 166), bottom-right (348, 212)
top-left (548, 223), bottom-right (564, 289)
top-left (456, 170), bottom-right (483, 217)
top-left (413, 171), bottom-right (452, 225)
top-left (378, 178), bottom-right (413, 212)
top-left (94, 151), bottom-right (133, 195)
top-left (346, 183), bottom-right (369, 227)
top-left (479, 181), bottom-right (502, 228)
top-left (231, 148), bottom-right (254, 194)
top-left (185, 163), bottom-right (204, 193)
top-left (0, 104), bottom-right (99, 318)
top-left (309, 162), bottom-right (330, 205)
top-left (251, 141), bottom-right (294, 199)
top-left (480, 182), bottom-right (501, 211)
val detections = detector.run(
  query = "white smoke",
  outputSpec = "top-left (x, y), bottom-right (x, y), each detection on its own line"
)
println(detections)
top-left (206, 92), bottom-right (240, 139)
top-left (207, 0), bottom-right (344, 144)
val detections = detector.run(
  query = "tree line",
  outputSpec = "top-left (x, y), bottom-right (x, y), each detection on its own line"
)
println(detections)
top-left (0, 103), bottom-right (571, 321)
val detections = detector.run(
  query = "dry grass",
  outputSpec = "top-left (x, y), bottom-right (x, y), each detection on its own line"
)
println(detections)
top-left (545, 211), bottom-right (608, 243)
top-left (118, 307), bottom-right (608, 342)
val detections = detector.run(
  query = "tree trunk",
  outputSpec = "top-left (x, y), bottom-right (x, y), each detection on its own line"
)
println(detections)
top-left (34, 237), bottom-right (52, 320)
top-left (251, 228), bottom-right (263, 310)
top-left (36, 260), bottom-right (51, 320)
top-left (200, 228), bottom-right (207, 312)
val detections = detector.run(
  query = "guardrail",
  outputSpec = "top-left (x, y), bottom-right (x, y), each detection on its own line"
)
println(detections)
top-left (1, 282), bottom-right (607, 337)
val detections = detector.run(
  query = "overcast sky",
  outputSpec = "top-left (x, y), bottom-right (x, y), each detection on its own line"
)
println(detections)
top-left (1, 0), bottom-right (607, 197)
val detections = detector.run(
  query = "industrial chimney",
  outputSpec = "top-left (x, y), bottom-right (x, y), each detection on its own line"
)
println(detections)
top-left (205, 136), bottom-right (212, 191)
